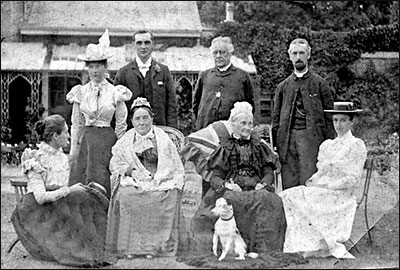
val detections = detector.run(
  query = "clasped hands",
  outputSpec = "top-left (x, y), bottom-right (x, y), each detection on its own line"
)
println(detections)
top-left (224, 179), bottom-right (269, 192)
top-left (121, 166), bottom-right (153, 187)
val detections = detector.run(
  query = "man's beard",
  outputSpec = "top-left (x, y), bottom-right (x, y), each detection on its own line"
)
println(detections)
top-left (294, 61), bottom-right (307, 71)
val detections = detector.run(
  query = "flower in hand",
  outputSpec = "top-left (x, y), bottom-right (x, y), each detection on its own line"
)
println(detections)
top-left (255, 183), bottom-right (267, 191)
top-left (224, 179), bottom-right (242, 192)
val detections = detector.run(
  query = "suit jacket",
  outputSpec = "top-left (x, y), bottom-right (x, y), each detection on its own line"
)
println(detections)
top-left (271, 70), bottom-right (335, 162)
top-left (114, 59), bottom-right (177, 129)
top-left (192, 64), bottom-right (256, 131)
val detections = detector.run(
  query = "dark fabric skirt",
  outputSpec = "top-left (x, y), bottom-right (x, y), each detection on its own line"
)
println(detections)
top-left (182, 189), bottom-right (287, 256)
top-left (105, 187), bottom-right (188, 261)
top-left (69, 126), bottom-right (117, 199)
top-left (11, 187), bottom-right (109, 267)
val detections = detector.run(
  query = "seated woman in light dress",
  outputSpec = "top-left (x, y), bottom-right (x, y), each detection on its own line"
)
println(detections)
top-left (279, 101), bottom-right (368, 259)
top-left (105, 97), bottom-right (185, 260)
top-left (11, 114), bottom-right (110, 267)
top-left (184, 102), bottom-right (287, 255)
top-left (66, 29), bottom-right (132, 199)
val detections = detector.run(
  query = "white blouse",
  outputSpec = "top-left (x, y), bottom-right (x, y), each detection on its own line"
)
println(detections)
top-left (66, 80), bottom-right (132, 156)
top-left (309, 130), bottom-right (368, 194)
top-left (21, 142), bottom-right (70, 205)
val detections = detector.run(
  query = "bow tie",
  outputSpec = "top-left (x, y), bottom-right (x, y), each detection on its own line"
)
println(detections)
top-left (133, 131), bottom-right (155, 154)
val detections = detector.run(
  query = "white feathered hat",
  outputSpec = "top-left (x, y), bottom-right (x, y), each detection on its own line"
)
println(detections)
top-left (78, 29), bottom-right (114, 61)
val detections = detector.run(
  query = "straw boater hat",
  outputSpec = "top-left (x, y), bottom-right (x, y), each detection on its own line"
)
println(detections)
top-left (77, 29), bottom-right (114, 62)
top-left (324, 101), bottom-right (363, 114)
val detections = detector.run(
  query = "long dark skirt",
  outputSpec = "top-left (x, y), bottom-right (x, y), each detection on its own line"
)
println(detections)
top-left (11, 187), bottom-right (109, 267)
top-left (69, 126), bottom-right (116, 199)
top-left (185, 189), bottom-right (287, 255)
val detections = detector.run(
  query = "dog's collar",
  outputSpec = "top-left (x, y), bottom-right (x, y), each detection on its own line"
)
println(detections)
top-left (220, 214), bottom-right (234, 221)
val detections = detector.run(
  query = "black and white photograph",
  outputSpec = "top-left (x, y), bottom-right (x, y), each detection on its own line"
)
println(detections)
top-left (1, 1), bottom-right (398, 269)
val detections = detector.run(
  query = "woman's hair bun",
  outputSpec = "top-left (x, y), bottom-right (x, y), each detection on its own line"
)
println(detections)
top-left (34, 120), bottom-right (46, 140)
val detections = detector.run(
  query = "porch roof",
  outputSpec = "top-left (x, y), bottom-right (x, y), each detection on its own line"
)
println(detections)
top-left (2, 42), bottom-right (257, 74)
top-left (49, 44), bottom-right (257, 74)
top-left (1, 42), bottom-right (47, 71)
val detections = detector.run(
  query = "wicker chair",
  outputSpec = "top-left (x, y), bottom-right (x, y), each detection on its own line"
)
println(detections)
top-left (7, 126), bottom-right (185, 253)
top-left (157, 125), bottom-right (185, 155)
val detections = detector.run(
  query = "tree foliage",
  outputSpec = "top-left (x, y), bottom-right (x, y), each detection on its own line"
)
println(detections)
top-left (197, 1), bottom-right (399, 31)
top-left (196, 0), bottom-right (399, 137)
top-left (208, 21), bottom-right (398, 137)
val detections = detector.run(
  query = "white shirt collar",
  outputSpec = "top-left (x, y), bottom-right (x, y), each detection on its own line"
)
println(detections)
top-left (217, 62), bottom-right (232, 72)
top-left (336, 130), bottom-right (353, 142)
top-left (294, 67), bottom-right (308, 78)
top-left (136, 56), bottom-right (152, 68)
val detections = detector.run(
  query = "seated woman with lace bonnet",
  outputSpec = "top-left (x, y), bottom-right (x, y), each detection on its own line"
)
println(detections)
top-left (105, 97), bottom-right (185, 260)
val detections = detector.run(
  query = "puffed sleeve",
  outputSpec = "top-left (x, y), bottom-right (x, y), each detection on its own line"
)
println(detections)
top-left (113, 85), bottom-right (132, 103)
top-left (66, 85), bottom-right (83, 104)
top-left (113, 85), bottom-right (132, 139)
top-left (21, 149), bottom-right (70, 205)
top-left (66, 85), bottom-right (85, 157)
top-left (21, 148), bottom-right (44, 174)
top-left (207, 145), bottom-right (230, 192)
top-left (69, 102), bottom-right (84, 158)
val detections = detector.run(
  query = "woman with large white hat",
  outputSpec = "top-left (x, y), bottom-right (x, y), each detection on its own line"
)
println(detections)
top-left (66, 29), bottom-right (132, 199)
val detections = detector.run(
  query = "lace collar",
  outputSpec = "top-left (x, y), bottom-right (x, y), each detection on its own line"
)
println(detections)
top-left (38, 142), bottom-right (63, 155)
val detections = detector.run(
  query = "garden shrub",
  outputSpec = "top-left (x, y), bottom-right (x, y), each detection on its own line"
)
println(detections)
top-left (212, 21), bottom-right (398, 138)
top-left (348, 23), bottom-right (399, 53)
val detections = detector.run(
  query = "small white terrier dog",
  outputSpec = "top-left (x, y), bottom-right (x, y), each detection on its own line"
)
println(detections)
top-left (211, 197), bottom-right (247, 261)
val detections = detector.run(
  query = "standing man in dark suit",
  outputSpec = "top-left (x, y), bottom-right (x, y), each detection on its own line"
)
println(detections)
top-left (272, 38), bottom-right (335, 191)
top-left (192, 36), bottom-right (257, 131)
top-left (114, 30), bottom-right (177, 129)
top-left (192, 36), bottom-right (257, 196)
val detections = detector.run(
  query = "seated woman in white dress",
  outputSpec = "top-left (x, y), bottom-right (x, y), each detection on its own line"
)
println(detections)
top-left (105, 97), bottom-right (185, 260)
top-left (11, 114), bottom-right (110, 267)
top-left (279, 101), bottom-right (368, 259)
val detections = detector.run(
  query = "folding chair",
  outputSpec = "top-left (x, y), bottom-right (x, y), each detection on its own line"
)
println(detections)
top-left (347, 156), bottom-right (374, 252)
top-left (357, 157), bottom-right (375, 243)
top-left (7, 179), bottom-right (28, 253)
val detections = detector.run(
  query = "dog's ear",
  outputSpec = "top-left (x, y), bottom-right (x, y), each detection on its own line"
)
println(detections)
top-left (224, 198), bottom-right (233, 206)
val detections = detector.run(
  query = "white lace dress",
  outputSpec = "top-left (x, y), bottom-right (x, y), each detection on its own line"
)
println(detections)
top-left (279, 130), bottom-right (367, 259)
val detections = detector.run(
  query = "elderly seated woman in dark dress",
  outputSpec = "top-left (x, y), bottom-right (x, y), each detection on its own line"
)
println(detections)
top-left (183, 101), bottom-right (287, 256)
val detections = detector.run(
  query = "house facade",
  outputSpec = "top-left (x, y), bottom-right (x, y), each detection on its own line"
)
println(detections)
top-left (1, 1), bottom-right (257, 143)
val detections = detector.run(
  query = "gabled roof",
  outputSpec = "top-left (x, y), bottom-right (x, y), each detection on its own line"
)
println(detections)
top-left (20, 1), bottom-right (202, 37)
